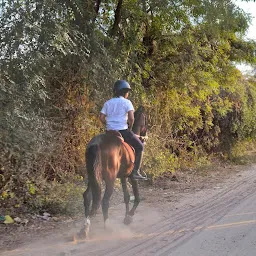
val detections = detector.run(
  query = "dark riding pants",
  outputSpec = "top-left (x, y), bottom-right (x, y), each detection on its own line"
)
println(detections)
top-left (119, 129), bottom-right (144, 170)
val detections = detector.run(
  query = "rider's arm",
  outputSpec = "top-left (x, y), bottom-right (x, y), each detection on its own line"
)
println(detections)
top-left (99, 113), bottom-right (106, 125)
top-left (128, 110), bottom-right (134, 130)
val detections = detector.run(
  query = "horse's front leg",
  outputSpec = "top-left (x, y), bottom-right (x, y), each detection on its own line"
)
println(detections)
top-left (128, 177), bottom-right (140, 217)
top-left (121, 177), bottom-right (132, 225)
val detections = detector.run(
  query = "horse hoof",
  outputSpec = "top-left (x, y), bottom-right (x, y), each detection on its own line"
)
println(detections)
top-left (124, 215), bottom-right (133, 225)
top-left (104, 219), bottom-right (112, 230)
top-left (75, 227), bottom-right (89, 241)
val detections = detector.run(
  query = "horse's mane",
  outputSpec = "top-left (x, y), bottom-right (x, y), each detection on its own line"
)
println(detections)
top-left (134, 106), bottom-right (145, 120)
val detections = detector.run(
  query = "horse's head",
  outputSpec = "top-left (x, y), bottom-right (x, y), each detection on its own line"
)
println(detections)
top-left (132, 105), bottom-right (148, 143)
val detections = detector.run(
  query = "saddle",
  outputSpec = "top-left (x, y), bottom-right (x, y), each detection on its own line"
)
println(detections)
top-left (106, 130), bottom-right (135, 164)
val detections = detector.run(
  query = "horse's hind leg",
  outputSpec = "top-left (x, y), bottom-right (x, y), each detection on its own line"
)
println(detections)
top-left (79, 183), bottom-right (92, 238)
top-left (128, 178), bottom-right (140, 216)
top-left (102, 179), bottom-right (114, 228)
top-left (121, 177), bottom-right (133, 225)
top-left (83, 182), bottom-right (92, 217)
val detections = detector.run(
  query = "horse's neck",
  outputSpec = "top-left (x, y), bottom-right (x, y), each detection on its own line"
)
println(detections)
top-left (132, 126), bottom-right (141, 136)
top-left (133, 112), bottom-right (145, 136)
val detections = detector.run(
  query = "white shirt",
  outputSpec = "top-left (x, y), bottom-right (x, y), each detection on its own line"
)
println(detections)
top-left (100, 96), bottom-right (134, 130)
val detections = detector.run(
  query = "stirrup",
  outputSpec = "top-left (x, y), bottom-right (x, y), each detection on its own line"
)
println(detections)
top-left (140, 169), bottom-right (148, 180)
top-left (131, 169), bottom-right (148, 180)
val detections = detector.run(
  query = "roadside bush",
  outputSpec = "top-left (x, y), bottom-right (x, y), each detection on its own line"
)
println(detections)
top-left (229, 138), bottom-right (256, 164)
top-left (143, 128), bottom-right (180, 179)
top-left (29, 179), bottom-right (85, 216)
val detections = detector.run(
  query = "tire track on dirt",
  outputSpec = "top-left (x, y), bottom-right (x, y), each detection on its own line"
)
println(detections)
top-left (156, 187), bottom-right (256, 256)
top-left (105, 192), bottom-right (254, 256)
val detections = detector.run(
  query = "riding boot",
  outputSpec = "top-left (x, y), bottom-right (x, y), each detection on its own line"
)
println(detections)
top-left (130, 151), bottom-right (147, 180)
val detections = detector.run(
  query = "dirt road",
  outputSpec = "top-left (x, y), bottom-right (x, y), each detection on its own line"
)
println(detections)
top-left (1, 163), bottom-right (256, 256)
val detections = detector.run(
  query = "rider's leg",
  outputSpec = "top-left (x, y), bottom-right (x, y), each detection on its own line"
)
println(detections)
top-left (119, 129), bottom-right (146, 180)
top-left (131, 150), bottom-right (146, 180)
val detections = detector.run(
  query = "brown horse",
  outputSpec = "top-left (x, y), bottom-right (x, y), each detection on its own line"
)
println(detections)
top-left (80, 106), bottom-right (147, 238)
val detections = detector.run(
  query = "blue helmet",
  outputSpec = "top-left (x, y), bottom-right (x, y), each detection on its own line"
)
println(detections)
top-left (113, 80), bottom-right (131, 93)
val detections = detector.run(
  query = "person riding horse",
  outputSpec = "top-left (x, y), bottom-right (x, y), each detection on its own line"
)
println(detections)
top-left (79, 81), bottom-right (147, 238)
top-left (99, 80), bottom-right (147, 180)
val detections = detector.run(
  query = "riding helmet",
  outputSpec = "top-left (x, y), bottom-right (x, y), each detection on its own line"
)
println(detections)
top-left (113, 80), bottom-right (131, 93)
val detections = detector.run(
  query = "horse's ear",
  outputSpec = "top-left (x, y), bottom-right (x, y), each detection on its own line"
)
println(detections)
top-left (138, 105), bottom-right (145, 112)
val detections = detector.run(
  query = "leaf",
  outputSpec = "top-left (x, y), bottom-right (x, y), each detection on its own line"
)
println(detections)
top-left (4, 215), bottom-right (14, 224)
top-left (1, 191), bottom-right (8, 199)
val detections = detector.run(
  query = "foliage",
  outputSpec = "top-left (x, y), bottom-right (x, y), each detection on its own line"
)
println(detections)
top-left (29, 179), bottom-right (85, 215)
top-left (1, 0), bottom-right (256, 213)
top-left (143, 128), bottom-right (180, 180)
top-left (228, 138), bottom-right (256, 164)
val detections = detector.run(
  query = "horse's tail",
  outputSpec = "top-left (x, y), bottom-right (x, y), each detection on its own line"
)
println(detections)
top-left (86, 144), bottom-right (102, 216)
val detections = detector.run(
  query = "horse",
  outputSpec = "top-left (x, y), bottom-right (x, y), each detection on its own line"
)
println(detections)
top-left (80, 106), bottom-right (147, 238)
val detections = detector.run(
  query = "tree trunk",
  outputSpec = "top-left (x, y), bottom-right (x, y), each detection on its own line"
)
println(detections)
top-left (110, 0), bottom-right (123, 36)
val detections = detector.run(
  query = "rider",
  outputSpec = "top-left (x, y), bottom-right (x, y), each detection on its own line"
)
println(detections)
top-left (99, 80), bottom-right (147, 180)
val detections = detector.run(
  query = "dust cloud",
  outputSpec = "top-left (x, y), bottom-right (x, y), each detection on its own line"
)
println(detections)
top-left (2, 206), bottom-right (162, 256)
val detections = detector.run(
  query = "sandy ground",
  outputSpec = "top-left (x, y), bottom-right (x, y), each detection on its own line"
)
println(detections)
top-left (0, 156), bottom-right (255, 256)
